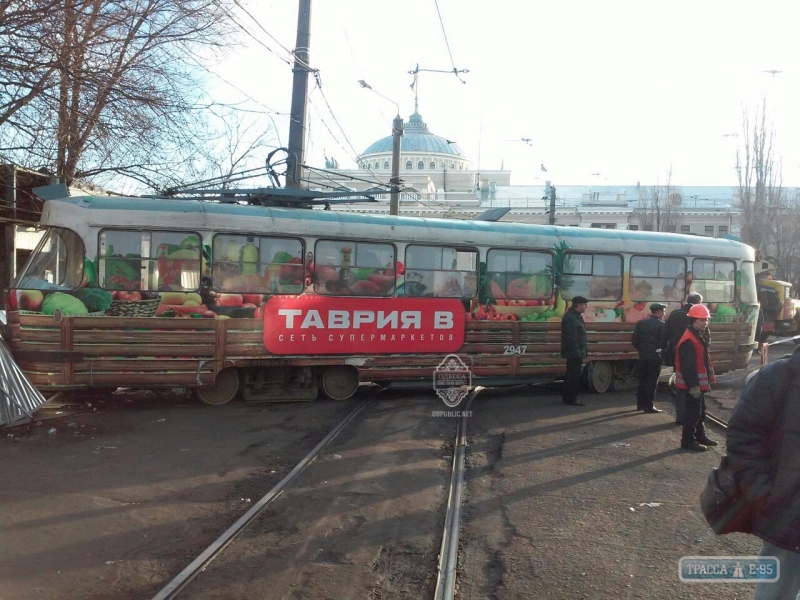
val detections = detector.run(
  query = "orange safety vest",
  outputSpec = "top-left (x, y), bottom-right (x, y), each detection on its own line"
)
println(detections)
top-left (674, 329), bottom-right (716, 390)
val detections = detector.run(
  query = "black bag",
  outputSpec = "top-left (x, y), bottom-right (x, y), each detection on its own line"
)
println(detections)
top-left (700, 455), bottom-right (754, 534)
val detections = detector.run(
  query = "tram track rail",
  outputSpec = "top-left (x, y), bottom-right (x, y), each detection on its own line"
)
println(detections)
top-left (434, 387), bottom-right (483, 600)
top-left (150, 387), bottom-right (382, 600)
top-left (705, 411), bottom-right (729, 430)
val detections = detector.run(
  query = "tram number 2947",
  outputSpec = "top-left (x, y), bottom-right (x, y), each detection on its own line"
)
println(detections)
top-left (502, 345), bottom-right (527, 355)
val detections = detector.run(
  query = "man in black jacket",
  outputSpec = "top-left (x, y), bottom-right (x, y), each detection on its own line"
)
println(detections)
top-left (632, 302), bottom-right (666, 413)
top-left (560, 296), bottom-right (588, 406)
top-left (727, 347), bottom-right (800, 599)
top-left (664, 292), bottom-right (704, 425)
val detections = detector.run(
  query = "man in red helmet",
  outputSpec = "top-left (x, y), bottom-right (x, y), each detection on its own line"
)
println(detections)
top-left (673, 304), bottom-right (718, 451)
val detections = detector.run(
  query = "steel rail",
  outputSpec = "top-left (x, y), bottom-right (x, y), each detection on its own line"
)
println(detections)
top-left (705, 411), bottom-right (729, 430)
top-left (434, 387), bottom-right (483, 600)
top-left (151, 389), bottom-right (380, 600)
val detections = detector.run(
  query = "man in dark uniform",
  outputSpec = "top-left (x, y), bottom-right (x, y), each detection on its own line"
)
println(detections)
top-left (561, 296), bottom-right (588, 406)
top-left (664, 292), bottom-right (705, 425)
top-left (673, 303), bottom-right (718, 451)
top-left (632, 302), bottom-right (666, 413)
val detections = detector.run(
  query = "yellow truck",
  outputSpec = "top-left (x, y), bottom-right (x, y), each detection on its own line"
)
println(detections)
top-left (758, 278), bottom-right (800, 340)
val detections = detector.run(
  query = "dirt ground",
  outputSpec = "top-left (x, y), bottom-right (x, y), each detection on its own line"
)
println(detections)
top-left (0, 390), bottom-right (362, 600)
top-left (0, 349), bottom-right (784, 599)
top-left (459, 385), bottom-right (761, 600)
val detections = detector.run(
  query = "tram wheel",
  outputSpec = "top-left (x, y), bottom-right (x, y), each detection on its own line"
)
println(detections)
top-left (321, 365), bottom-right (360, 400)
top-left (196, 368), bottom-right (241, 406)
top-left (586, 361), bottom-right (612, 394)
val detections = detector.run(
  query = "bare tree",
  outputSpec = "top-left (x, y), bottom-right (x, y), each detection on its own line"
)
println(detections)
top-left (772, 191), bottom-right (800, 289)
top-left (635, 168), bottom-right (681, 232)
top-left (0, 0), bottom-right (246, 190)
top-left (736, 99), bottom-right (784, 253)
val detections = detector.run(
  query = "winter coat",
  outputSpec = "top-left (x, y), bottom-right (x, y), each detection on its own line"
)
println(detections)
top-left (664, 304), bottom-right (691, 354)
top-left (632, 315), bottom-right (666, 363)
top-left (561, 307), bottom-right (587, 360)
top-left (727, 347), bottom-right (800, 551)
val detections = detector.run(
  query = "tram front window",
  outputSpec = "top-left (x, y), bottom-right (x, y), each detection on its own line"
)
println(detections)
top-left (14, 227), bottom-right (85, 291)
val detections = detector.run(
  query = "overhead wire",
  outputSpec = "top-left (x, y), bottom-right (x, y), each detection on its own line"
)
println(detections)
top-left (433, 0), bottom-right (466, 83)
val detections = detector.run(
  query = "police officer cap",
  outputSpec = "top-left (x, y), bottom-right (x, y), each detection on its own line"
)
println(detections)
top-left (650, 302), bottom-right (667, 312)
top-left (571, 296), bottom-right (589, 305)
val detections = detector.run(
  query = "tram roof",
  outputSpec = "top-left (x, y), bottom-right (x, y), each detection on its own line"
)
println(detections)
top-left (45, 195), bottom-right (751, 257)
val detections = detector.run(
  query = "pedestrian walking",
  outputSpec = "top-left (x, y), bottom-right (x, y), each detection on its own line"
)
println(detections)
top-left (664, 292), bottom-right (705, 425)
top-left (726, 346), bottom-right (800, 599)
top-left (632, 302), bottom-right (666, 413)
top-left (673, 304), bottom-right (717, 451)
top-left (560, 296), bottom-right (588, 406)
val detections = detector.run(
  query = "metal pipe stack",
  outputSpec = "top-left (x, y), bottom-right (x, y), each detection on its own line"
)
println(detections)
top-left (0, 338), bottom-right (47, 426)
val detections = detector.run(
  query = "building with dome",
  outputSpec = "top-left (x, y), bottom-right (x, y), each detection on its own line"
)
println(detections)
top-left (307, 105), bottom-right (510, 205)
top-left (304, 106), bottom-right (780, 245)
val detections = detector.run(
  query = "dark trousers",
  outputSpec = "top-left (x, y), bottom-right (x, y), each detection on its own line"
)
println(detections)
top-left (636, 360), bottom-right (661, 410)
top-left (562, 358), bottom-right (583, 403)
top-left (680, 390), bottom-right (707, 446)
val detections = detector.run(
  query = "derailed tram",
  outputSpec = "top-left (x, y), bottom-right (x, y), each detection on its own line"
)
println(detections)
top-left (5, 191), bottom-right (758, 404)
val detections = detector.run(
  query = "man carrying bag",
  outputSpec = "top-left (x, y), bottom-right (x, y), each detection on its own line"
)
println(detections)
top-left (706, 346), bottom-right (800, 599)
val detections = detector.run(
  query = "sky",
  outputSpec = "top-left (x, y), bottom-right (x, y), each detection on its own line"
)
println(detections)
top-left (208, 0), bottom-right (800, 187)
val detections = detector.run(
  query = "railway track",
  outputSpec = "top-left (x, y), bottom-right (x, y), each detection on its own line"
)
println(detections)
top-left (151, 388), bottom-right (380, 600)
top-left (151, 384), bottom-right (477, 600)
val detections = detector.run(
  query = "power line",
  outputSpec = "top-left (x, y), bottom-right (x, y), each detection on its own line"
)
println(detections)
top-left (312, 73), bottom-right (389, 186)
top-left (433, 0), bottom-right (466, 83)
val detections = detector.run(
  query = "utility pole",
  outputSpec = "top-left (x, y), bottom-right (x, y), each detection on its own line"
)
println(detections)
top-left (390, 115), bottom-right (404, 215)
top-left (549, 184), bottom-right (556, 225)
top-left (286, 0), bottom-right (312, 189)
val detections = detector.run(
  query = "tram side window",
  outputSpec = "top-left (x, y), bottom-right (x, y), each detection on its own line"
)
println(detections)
top-left (213, 235), bottom-right (304, 294)
top-left (563, 253), bottom-right (622, 300)
top-left (404, 245), bottom-right (478, 298)
top-left (13, 227), bottom-right (85, 290)
top-left (486, 249), bottom-right (553, 299)
top-left (314, 240), bottom-right (395, 296)
top-left (629, 256), bottom-right (686, 302)
top-left (691, 258), bottom-right (735, 302)
top-left (98, 230), bottom-right (202, 291)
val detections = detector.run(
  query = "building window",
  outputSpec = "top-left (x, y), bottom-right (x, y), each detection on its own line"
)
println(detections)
top-left (718, 225), bottom-right (729, 237)
top-left (374, 161), bottom-right (380, 170)
top-left (628, 224), bottom-right (639, 231)
top-left (429, 161), bottom-right (436, 169)
top-left (705, 225), bottom-right (714, 236)
top-left (667, 225), bottom-right (676, 233)
top-left (681, 225), bottom-right (691, 234)
top-left (591, 223), bottom-right (615, 229)
top-left (417, 160), bottom-right (424, 170)
top-left (450, 163), bottom-right (455, 169)
top-left (405, 160), bottom-right (413, 170)
top-left (459, 164), bottom-right (463, 169)
top-left (383, 161), bottom-right (389, 169)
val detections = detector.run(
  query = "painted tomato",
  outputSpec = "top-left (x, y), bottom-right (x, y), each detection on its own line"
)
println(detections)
top-left (116, 291), bottom-right (142, 301)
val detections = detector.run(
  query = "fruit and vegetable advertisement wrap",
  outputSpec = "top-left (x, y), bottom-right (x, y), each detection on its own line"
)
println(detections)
top-left (467, 241), bottom-right (752, 326)
top-left (8, 234), bottom-right (754, 331)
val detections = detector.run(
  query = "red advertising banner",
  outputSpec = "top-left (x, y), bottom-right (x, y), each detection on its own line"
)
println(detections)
top-left (263, 296), bottom-right (466, 355)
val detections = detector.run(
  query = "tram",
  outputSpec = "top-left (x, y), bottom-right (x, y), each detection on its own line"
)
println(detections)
top-left (5, 190), bottom-right (758, 404)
